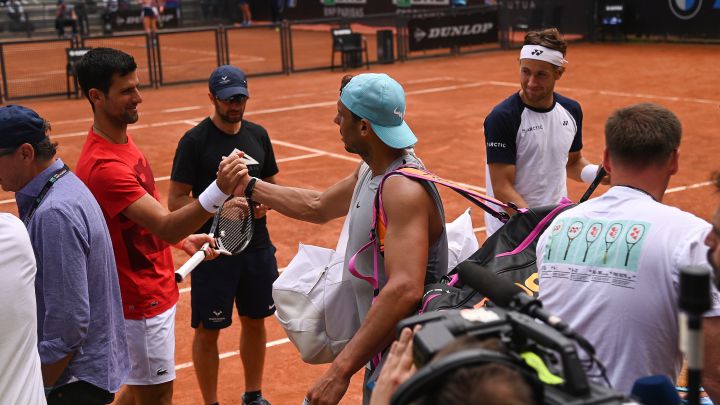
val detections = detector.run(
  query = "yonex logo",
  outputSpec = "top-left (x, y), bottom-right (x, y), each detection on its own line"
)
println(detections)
top-left (563, 120), bottom-right (569, 126)
top-left (668, 0), bottom-right (703, 20)
top-left (531, 49), bottom-right (544, 56)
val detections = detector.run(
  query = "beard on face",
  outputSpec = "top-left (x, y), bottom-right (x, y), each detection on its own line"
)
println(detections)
top-left (123, 110), bottom-right (139, 124)
top-left (218, 110), bottom-right (243, 124)
top-left (214, 100), bottom-right (243, 124)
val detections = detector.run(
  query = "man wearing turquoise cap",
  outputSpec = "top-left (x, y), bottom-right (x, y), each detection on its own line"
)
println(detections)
top-left (232, 73), bottom-right (448, 404)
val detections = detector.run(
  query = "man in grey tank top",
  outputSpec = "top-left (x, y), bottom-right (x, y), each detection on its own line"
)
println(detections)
top-left (231, 73), bottom-right (447, 405)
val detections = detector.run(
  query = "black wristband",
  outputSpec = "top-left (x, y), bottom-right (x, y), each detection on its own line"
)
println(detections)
top-left (245, 177), bottom-right (258, 199)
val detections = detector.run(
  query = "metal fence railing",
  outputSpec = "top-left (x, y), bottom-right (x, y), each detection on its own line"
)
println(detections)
top-left (224, 23), bottom-right (287, 77)
top-left (0, 37), bottom-right (74, 100)
top-left (155, 27), bottom-right (222, 86)
top-left (0, 3), bottom-right (599, 101)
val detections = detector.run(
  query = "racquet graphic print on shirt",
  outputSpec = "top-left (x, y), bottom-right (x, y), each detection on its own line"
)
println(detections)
top-left (547, 220), bottom-right (564, 259)
top-left (583, 222), bottom-right (603, 262)
top-left (563, 221), bottom-right (584, 260)
top-left (624, 224), bottom-right (645, 266)
top-left (604, 223), bottom-right (623, 264)
top-left (175, 196), bottom-right (255, 282)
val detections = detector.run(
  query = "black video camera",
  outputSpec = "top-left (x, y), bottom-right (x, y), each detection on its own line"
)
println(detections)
top-left (390, 306), bottom-right (638, 405)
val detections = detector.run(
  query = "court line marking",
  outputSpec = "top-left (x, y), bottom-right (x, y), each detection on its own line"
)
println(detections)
top-left (163, 106), bottom-right (204, 113)
top-left (175, 337), bottom-right (291, 371)
top-left (46, 77), bottom-right (720, 133)
top-left (666, 181), bottom-right (713, 194)
top-left (485, 80), bottom-right (720, 106)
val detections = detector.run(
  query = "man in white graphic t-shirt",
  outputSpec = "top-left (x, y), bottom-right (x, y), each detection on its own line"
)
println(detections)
top-left (706, 171), bottom-right (720, 288)
top-left (536, 103), bottom-right (720, 397)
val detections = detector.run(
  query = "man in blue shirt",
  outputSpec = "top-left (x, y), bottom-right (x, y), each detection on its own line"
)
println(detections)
top-left (0, 105), bottom-right (134, 404)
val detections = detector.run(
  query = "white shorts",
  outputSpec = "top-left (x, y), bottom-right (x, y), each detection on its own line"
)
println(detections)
top-left (124, 305), bottom-right (176, 385)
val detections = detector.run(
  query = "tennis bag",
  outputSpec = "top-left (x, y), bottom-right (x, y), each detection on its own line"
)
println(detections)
top-left (419, 200), bottom-right (574, 314)
top-left (419, 168), bottom-right (607, 314)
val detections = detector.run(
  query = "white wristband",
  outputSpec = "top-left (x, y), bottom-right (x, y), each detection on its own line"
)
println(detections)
top-left (198, 180), bottom-right (229, 213)
top-left (581, 164), bottom-right (600, 184)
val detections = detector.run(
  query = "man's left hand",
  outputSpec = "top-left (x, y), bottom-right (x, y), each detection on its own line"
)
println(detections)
top-left (180, 234), bottom-right (220, 261)
top-left (306, 367), bottom-right (350, 405)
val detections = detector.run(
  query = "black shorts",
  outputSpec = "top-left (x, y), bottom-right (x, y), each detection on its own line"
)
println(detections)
top-left (191, 245), bottom-right (278, 328)
top-left (142, 6), bottom-right (157, 18)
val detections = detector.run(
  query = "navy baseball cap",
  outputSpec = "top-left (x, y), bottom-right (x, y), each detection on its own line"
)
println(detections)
top-left (209, 65), bottom-right (249, 100)
top-left (340, 73), bottom-right (417, 149)
top-left (0, 105), bottom-right (46, 149)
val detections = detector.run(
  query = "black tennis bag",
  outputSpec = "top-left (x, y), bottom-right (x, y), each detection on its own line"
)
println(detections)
top-left (419, 168), bottom-right (607, 314)
top-left (419, 201), bottom-right (574, 313)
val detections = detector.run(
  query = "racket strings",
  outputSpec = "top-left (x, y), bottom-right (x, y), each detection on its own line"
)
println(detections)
top-left (216, 198), bottom-right (254, 253)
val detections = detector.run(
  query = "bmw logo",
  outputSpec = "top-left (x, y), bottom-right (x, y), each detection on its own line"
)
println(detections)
top-left (669, 0), bottom-right (703, 19)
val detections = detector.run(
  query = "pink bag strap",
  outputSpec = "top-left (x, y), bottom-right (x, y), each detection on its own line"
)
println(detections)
top-left (349, 164), bottom-right (524, 294)
top-left (391, 166), bottom-right (522, 223)
top-left (347, 165), bottom-right (523, 371)
top-left (495, 197), bottom-right (574, 258)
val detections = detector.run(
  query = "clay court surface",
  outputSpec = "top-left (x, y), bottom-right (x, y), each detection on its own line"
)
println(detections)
top-left (1, 42), bottom-right (719, 404)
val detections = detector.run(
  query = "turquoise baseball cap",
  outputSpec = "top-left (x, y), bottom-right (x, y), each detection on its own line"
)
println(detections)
top-left (340, 73), bottom-right (417, 149)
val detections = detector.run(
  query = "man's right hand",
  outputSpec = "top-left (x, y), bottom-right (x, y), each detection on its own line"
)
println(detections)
top-left (231, 163), bottom-right (252, 198)
top-left (217, 151), bottom-right (248, 194)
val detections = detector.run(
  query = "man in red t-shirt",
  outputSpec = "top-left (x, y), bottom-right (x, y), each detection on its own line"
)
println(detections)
top-left (75, 47), bottom-right (245, 405)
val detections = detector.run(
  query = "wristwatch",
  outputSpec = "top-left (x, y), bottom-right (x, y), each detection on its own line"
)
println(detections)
top-left (245, 177), bottom-right (258, 199)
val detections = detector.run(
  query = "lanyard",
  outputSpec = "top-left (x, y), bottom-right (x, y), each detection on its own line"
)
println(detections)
top-left (23, 165), bottom-right (70, 226)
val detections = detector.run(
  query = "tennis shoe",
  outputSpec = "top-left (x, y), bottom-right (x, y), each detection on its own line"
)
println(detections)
top-left (242, 395), bottom-right (270, 405)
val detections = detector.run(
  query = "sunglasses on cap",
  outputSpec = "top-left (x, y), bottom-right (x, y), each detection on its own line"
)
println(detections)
top-left (215, 94), bottom-right (248, 104)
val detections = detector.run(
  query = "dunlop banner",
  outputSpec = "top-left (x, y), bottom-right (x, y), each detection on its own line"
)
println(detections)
top-left (407, 9), bottom-right (498, 51)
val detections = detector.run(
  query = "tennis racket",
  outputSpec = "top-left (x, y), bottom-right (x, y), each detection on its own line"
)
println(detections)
top-left (175, 196), bottom-right (255, 282)
top-left (579, 166), bottom-right (607, 203)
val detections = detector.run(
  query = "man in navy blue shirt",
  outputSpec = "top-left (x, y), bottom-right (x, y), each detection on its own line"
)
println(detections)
top-left (483, 28), bottom-right (603, 235)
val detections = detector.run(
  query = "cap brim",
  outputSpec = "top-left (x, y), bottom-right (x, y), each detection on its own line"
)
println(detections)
top-left (215, 86), bottom-right (249, 99)
top-left (371, 120), bottom-right (417, 149)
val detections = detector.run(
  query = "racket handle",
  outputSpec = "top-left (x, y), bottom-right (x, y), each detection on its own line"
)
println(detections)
top-left (175, 244), bottom-right (209, 282)
top-left (579, 166), bottom-right (607, 203)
